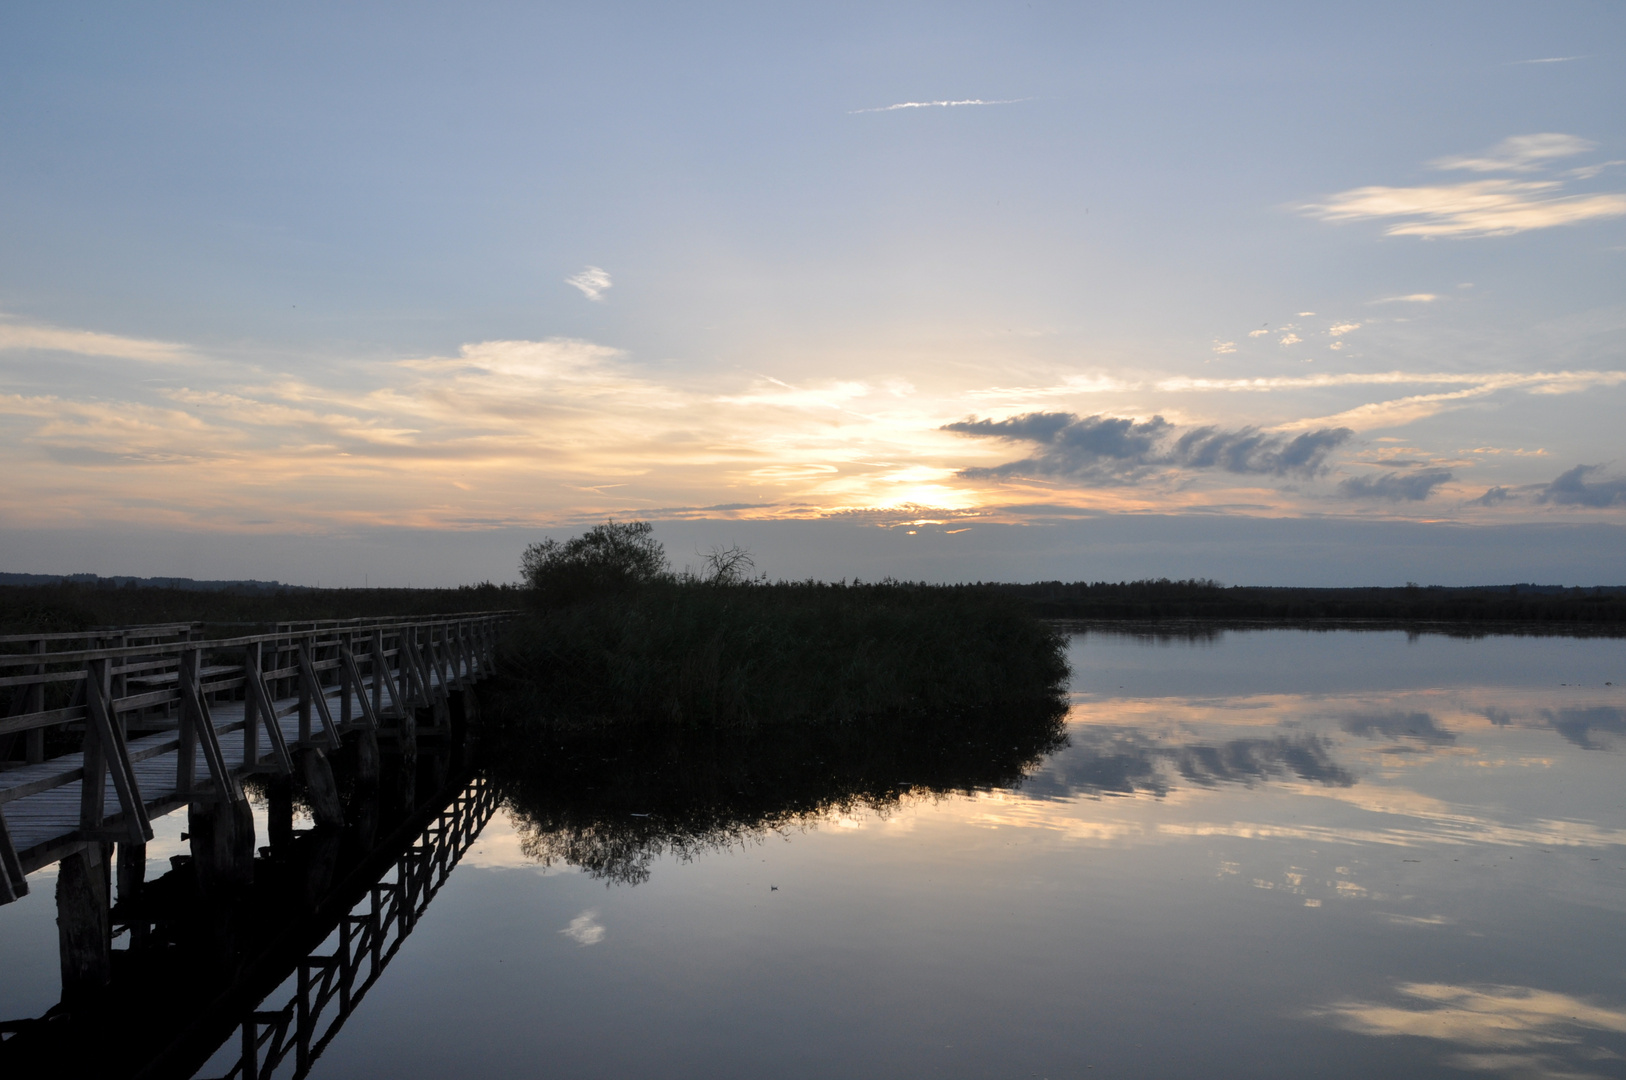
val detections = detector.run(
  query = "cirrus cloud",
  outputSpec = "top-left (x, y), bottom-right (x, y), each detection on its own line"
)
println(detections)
top-left (1302, 134), bottom-right (1626, 238)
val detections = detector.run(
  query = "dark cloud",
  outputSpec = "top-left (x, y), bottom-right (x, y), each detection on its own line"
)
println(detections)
top-left (1537, 465), bottom-right (1626, 508)
top-left (1020, 728), bottom-right (1354, 799)
top-left (1540, 706), bottom-right (1626, 750)
top-left (1468, 485), bottom-right (1512, 507)
top-left (1339, 711), bottom-right (1458, 747)
top-left (1168, 736), bottom-right (1355, 788)
top-left (943, 412), bottom-right (1351, 486)
top-left (1019, 730), bottom-right (1169, 798)
top-left (1338, 468), bottom-right (1453, 501)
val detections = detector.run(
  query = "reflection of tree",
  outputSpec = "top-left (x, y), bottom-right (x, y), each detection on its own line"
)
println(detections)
top-left (487, 701), bottom-right (1069, 885)
top-left (1020, 728), bottom-right (1354, 800)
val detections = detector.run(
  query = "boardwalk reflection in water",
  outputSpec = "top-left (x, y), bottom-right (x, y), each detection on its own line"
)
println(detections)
top-left (0, 741), bottom-right (496, 1080)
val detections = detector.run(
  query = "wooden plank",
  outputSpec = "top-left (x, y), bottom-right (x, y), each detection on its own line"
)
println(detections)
top-left (0, 705), bottom-right (89, 737)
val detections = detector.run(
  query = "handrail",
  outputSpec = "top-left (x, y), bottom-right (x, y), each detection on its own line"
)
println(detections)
top-left (0, 623), bottom-right (200, 646)
top-left (0, 610), bottom-right (511, 896)
top-left (0, 613), bottom-right (514, 668)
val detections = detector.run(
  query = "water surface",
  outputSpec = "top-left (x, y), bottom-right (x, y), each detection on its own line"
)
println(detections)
top-left (4, 629), bottom-right (1625, 1078)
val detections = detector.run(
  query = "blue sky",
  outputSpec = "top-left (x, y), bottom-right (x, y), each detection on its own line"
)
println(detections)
top-left (2, 3), bottom-right (1623, 585)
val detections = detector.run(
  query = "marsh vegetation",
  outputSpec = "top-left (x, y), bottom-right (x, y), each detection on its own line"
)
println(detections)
top-left (486, 521), bottom-right (1070, 730)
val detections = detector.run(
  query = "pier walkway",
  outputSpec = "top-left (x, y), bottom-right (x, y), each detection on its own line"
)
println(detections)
top-left (0, 612), bottom-right (510, 899)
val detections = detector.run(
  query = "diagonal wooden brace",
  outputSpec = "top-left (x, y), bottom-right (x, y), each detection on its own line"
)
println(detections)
top-left (370, 630), bottom-right (406, 721)
top-left (297, 643), bottom-right (342, 749)
top-left (84, 657), bottom-right (153, 844)
top-left (340, 644), bottom-right (379, 731)
top-left (0, 805), bottom-right (28, 903)
top-left (180, 649), bottom-right (244, 804)
top-left (244, 647), bottom-right (294, 775)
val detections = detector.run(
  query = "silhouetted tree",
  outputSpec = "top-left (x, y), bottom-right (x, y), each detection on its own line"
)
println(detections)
top-left (520, 520), bottom-right (669, 605)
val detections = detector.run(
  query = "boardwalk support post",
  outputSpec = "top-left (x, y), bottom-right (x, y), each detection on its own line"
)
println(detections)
top-left (56, 841), bottom-right (111, 1004)
top-left (295, 748), bottom-right (346, 828)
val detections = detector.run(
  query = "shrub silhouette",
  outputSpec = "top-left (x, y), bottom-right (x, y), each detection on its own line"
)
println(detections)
top-left (520, 520), bottom-right (669, 605)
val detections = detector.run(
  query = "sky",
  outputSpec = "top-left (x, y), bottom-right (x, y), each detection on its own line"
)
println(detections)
top-left (1, 2), bottom-right (1624, 586)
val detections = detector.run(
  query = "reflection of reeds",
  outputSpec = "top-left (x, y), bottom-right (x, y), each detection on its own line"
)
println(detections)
top-left (487, 698), bottom-right (1070, 885)
top-left (484, 581), bottom-right (1070, 730)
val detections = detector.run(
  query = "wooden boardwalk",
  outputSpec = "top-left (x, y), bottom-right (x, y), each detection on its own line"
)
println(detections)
top-left (0, 613), bottom-right (510, 897)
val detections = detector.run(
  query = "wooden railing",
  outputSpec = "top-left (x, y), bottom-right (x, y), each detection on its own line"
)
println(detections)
top-left (0, 612), bottom-right (512, 900)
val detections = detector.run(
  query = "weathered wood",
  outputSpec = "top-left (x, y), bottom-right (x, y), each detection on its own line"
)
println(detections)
top-left (243, 646), bottom-right (294, 775)
top-left (297, 643), bottom-right (342, 750)
top-left (180, 649), bottom-right (245, 804)
top-left (377, 630), bottom-right (406, 717)
top-left (0, 612), bottom-right (507, 904)
top-left (267, 775), bottom-right (294, 850)
top-left (242, 642), bottom-right (260, 771)
top-left (82, 656), bottom-right (154, 845)
top-left (189, 796), bottom-right (255, 891)
top-left (353, 728), bottom-right (380, 789)
top-left (116, 840), bottom-right (145, 902)
top-left (56, 841), bottom-right (111, 1002)
top-left (339, 644), bottom-right (379, 732)
top-left (0, 805), bottom-right (26, 901)
top-left (295, 748), bottom-right (345, 828)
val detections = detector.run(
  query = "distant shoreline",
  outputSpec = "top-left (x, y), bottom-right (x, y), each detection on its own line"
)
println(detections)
top-left (1049, 617), bottom-right (1626, 639)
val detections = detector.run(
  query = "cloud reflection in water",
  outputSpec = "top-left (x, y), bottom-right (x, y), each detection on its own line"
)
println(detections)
top-left (1315, 982), bottom-right (1626, 1078)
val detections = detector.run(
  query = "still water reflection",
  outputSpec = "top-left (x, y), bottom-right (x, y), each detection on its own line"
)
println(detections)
top-left (3, 629), bottom-right (1624, 1078)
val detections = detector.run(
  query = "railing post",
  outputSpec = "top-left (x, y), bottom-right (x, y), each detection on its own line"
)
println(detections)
top-left (298, 637), bottom-right (313, 746)
top-left (242, 641), bottom-right (260, 770)
top-left (25, 638), bottom-right (45, 764)
top-left (339, 632), bottom-right (354, 729)
top-left (369, 629), bottom-right (384, 719)
top-left (79, 657), bottom-right (109, 836)
top-left (176, 649), bottom-right (198, 796)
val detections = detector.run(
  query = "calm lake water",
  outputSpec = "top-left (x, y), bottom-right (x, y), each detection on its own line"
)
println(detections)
top-left (4, 629), bottom-right (1625, 1078)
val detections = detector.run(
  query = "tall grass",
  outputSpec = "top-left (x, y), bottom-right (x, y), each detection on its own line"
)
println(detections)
top-left (484, 580), bottom-right (1070, 730)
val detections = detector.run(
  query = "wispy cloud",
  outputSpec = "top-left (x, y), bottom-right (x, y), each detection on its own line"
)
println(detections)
top-left (849, 97), bottom-right (1029, 115)
top-left (1431, 133), bottom-right (1595, 173)
top-left (1, 308), bottom-right (1619, 531)
top-left (1305, 178), bottom-right (1626, 238)
top-left (0, 316), bottom-right (195, 363)
top-left (1314, 982), bottom-right (1626, 1078)
top-left (1370, 294), bottom-right (1437, 304)
top-left (1510, 55), bottom-right (1585, 64)
top-left (1304, 134), bottom-right (1626, 237)
top-left (565, 266), bottom-right (612, 302)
